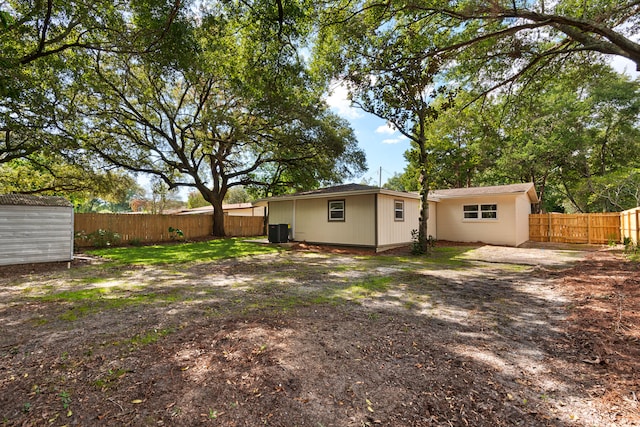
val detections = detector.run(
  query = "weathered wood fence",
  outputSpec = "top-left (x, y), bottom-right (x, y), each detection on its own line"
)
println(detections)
top-left (529, 213), bottom-right (621, 244)
top-left (621, 207), bottom-right (640, 245)
top-left (74, 213), bottom-right (265, 247)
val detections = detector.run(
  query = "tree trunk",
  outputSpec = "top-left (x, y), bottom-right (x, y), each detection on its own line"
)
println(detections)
top-left (211, 198), bottom-right (226, 237)
top-left (418, 128), bottom-right (430, 254)
top-left (419, 180), bottom-right (430, 253)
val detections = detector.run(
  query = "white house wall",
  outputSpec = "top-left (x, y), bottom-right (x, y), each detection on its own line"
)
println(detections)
top-left (268, 201), bottom-right (294, 226)
top-left (514, 193), bottom-right (533, 246)
top-left (376, 194), bottom-right (420, 247)
top-left (0, 205), bottom-right (73, 266)
top-left (435, 194), bottom-right (521, 246)
top-left (293, 194), bottom-right (376, 246)
top-left (426, 201), bottom-right (437, 240)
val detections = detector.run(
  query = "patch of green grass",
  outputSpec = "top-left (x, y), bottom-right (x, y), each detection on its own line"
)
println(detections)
top-left (31, 286), bottom-right (187, 321)
top-left (39, 287), bottom-right (112, 302)
top-left (375, 246), bottom-right (477, 269)
top-left (332, 276), bottom-right (393, 300)
top-left (87, 238), bottom-right (280, 266)
top-left (127, 328), bottom-right (174, 347)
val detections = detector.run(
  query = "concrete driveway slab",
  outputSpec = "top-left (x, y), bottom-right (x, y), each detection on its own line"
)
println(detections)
top-left (460, 244), bottom-right (589, 267)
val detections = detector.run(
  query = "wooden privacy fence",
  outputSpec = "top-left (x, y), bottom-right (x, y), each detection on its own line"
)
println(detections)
top-left (621, 207), bottom-right (640, 245)
top-left (74, 213), bottom-right (265, 247)
top-left (529, 213), bottom-right (621, 244)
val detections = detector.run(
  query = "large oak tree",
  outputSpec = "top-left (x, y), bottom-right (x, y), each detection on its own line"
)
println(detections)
top-left (74, 3), bottom-right (365, 236)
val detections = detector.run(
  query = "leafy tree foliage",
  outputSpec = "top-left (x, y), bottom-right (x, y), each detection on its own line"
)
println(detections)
top-left (72, 2), bottom-right (365, 236)
top-left (391, 64), bottom-right (640, 213)
top-left (0, 0), bottom-right (186, 200)
top-left (354, 0), bottom-right (640, 96)
top-left (187, 187), bottom-right (251, 209)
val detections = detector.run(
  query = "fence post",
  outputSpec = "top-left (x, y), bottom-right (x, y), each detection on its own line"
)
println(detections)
top-left (626, 211), bottom-right (631, 243)
top-left (629, 208), bottom-right (640, 245)
top-left (547, 213), bottom-right (552, 242)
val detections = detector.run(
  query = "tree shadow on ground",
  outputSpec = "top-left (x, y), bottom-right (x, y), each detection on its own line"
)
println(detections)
top-left (0, 247), bottom-right (637, 426)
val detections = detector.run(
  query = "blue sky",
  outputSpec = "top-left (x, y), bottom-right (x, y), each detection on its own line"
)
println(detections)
top-left (325, 82), bottom-right (410, 187)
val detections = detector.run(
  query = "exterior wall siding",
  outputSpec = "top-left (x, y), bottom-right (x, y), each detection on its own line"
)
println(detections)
top-left (0, 205), bottom-right (73, 266)
top-left (435, 194), bottom-right (519, 246)
top-left (426, 201), bottom-right (437, 240)
top-left (293, 195), bottom-right (376, 246)
top-left (268, 201), bottom-right (294, 227)
top-left (514, 194), bottom-right (532, 246)
top-left (376, 195), bottom-right (420, 247)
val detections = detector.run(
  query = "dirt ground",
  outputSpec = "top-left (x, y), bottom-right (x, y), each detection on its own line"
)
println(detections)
top-left (0, 243), bottom-right (639, 426)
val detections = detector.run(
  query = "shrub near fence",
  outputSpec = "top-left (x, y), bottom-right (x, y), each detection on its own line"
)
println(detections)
top-left (529, 213), bottom-right (621, 244)
top-left (74, 213), bottom-right (265, 247)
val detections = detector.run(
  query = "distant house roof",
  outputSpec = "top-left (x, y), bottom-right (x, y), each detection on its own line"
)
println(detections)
top-left (0, 194), bottom-right (72, 207)
top-left (175, 203), bottom-right (261, 215)
top-left (429, 183), bottom-right (539, 203)
top-left (255, 183), bottom-right (420, 205)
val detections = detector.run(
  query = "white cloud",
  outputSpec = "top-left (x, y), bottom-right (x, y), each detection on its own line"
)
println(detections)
top-left (610, 55), bottom-right (639, 78)
top-left (325, 82), bottom-right (363, 119)
top-left (382, 138), bottom-right (402, 144)
top-left (375, 124), bottom-right (396, 134)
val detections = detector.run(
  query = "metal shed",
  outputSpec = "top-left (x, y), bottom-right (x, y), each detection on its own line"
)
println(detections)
top-left (0, 194), bottom-right (74, 266)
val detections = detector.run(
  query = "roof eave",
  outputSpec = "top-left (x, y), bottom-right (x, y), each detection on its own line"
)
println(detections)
top-left (255, 188), bottom-right (420, 205)
top-left (432, 184), bottom-right (539, 203)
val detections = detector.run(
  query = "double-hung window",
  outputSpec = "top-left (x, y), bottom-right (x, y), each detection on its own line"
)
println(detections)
top-left (328, 200), bottom-right (345, 221)
top-left (394, 200), bottom-right (404, 221)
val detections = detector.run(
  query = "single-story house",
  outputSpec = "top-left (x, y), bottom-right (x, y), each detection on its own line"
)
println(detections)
top-left (255, 182), bottom-right (538, 251)
top-left (256, 184), bottom-right (420, 251)
top-left (0, 194), bottom-right (74, 266)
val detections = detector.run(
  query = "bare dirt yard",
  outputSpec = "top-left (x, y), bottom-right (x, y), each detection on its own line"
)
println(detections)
top-left (1, 243), bottom-right (638, 426)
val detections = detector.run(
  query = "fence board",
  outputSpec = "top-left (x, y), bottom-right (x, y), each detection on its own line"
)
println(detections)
top-left (529, 213), bottom-right (621, 244)
top-left (74, 213), bottom-right (265, 247)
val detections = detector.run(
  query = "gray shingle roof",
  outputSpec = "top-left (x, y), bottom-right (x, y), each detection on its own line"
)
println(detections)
top-left (0, 194), bottom-right (73, 207)
top-left (293, 183), bottom-right (379, 196)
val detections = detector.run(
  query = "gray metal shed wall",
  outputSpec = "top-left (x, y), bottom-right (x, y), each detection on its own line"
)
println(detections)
top-left (0, 205), bottom-right (73, 266)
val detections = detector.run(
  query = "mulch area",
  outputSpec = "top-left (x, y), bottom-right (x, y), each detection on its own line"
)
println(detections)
top-left (553, 250), bottom-right (640, 420)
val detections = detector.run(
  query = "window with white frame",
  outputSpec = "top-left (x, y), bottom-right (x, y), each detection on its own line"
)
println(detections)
top-left (328, 200), bottom-right (345, 221)
top-left (463, 204), bottom-right (497, 220)
top-left (394, 200), bottom-right (404, 221)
